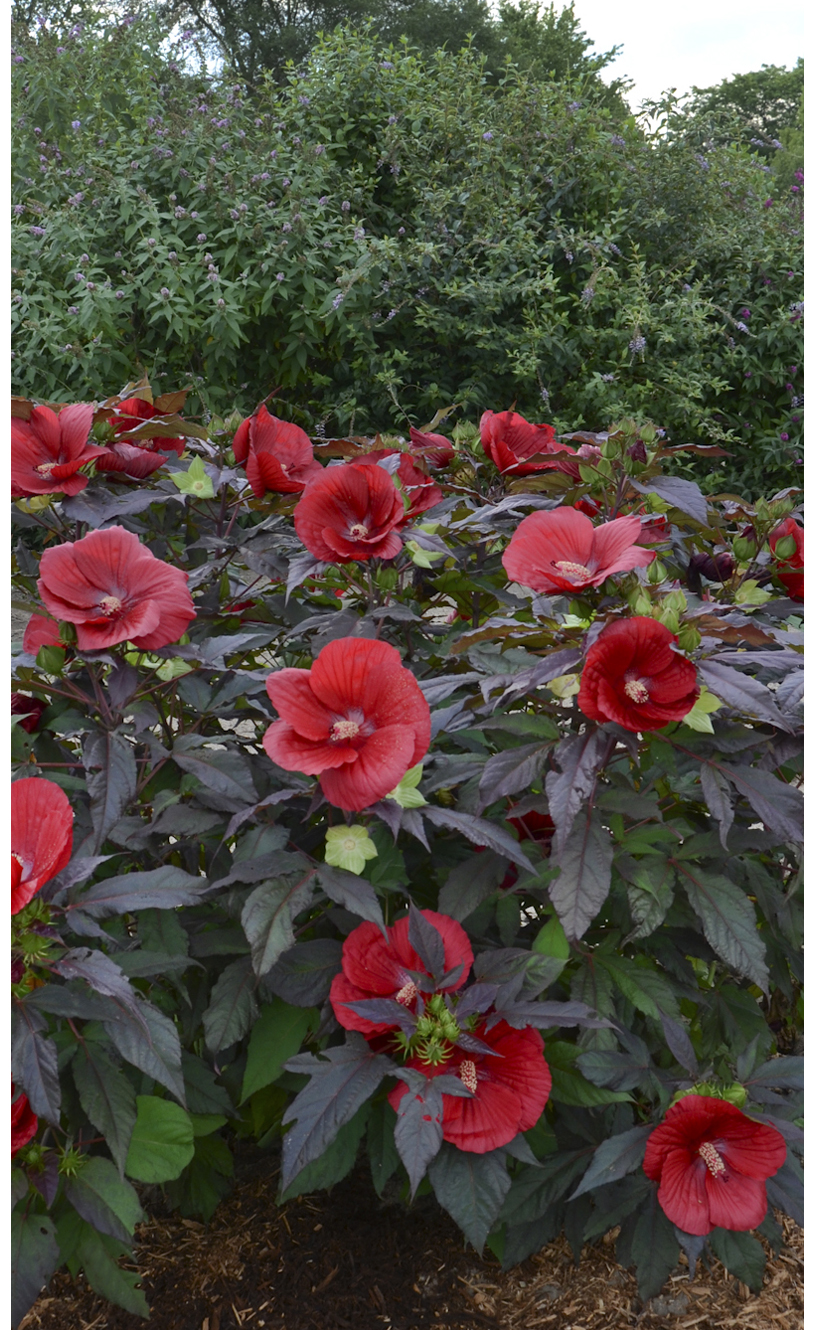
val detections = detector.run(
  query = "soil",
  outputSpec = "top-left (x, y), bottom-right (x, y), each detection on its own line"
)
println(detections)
top-left (22, 1144), bottom-right (803, 1330)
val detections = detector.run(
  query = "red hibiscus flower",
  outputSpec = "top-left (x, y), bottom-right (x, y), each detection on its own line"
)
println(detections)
top-left (636, 514), bottom-right (670, 545)
top-left (22, 613), bottom-right (62, 655)
top-left (330, 911), bottom-right (473, 1036)
top-left (12, 1082), bottom-right (38, 1157)
top-left (769, 517), bottom-right (804, 600)
top-left (37, 527), bottom-right (195, 651)
top-left (263, 637), bottom-right (431, 811)
top-left (95, 441), bottom-right (167, 481)
top-left (643, 1095), bottom-right (787, 1236)
top-left (351, 451), bottom-right (443, 524)
top-left (389, 1020), bottom-right (551, 1153)
top-left (11, 693), bottom-right (46, 734)
top-left (294, 463), bottom-right (406, 563)
top-left (574, 496), bottom-right (601, 518)
top-left (110, 396), bottom-right (184, 456)
top-left (233, 405), bottom-right (323, 496)
top-left (480, 409), bottom-right (577, 476)
top-left (503, 508), bottom-right (655, 594)
top-left (409, 425), bottom-right (456, 469)
top-left (507, 808), bottom-right (555, 850)
top-left (578, 617), bottom-right (699, 732)
top-left (11, 403), bottom-right (107, 498)
top-left (11, 777), bottom-right (73, 914)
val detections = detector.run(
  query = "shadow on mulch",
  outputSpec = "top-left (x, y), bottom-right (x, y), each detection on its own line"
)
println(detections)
top-left (22, 1142), bottom-right (804, 1330)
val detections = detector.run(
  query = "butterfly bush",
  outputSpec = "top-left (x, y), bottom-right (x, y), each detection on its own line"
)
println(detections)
top-left (10, 375), bottom-right (803, 1325)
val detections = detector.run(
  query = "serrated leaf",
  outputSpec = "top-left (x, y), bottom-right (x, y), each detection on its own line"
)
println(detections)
top-left (264, 938), bottom-right (344, 1007)
top-left (83, 730), bottom-right (138, 852)
top-left (597, 955), bottom-right (679, 1020)
top-left (125, 1096), bottom-right (195, 1182)
top-left (104, 1000), bottom-right (186, 1105)
top-left (708, 1228), bottom-right (765, 1291)
top-left (241, 869), bottom-right (318, 977)
top-left (550, 807), bottom-right (614, 941)
top-left (203, 956), bottom-right (258, 1054)
top-left (316, 863), bottom-right (384, 929)
top-left (631, 1196), bottom-right (679, 1300)
top-left (171, 734), bottom-right (257, 804)
top-left (280, 1102), bottom-right (371, 1201)
top-left (679, 865), bottom-right (769, 992)
top-left (500, 1150), bottom-right (590, 1226)
top-left (746, 1056), bottom-right (804, 1090)
top-left (240, 1000), bottom-right (318, 1102)
top-left (478, 742), bottom-right (548, 809)
top-left (422, 806), bottom-right (535, 872)
top-left (392, 1075), bottom-right (446, 1195)
top-left (68, 866), bottom-right (212, 918)
top-left (11, 1210), bottom-right (60, 1329)
top-left (697, 660), bottom-right (792, 732)
top-left (65, 1157), bottom-right (145, 1243)
top-left (11, 1006), bottom-right (60, 1124)
top-left (429, 1145), bottom-right (512, 1254)
top-left (718, 763), bottom-right (804, 844)
top-left (367, 1100), bottom-right (401, 1197)
top-left (438, 850), bottom-right (507, 921)
top-left (700, 764), bottom-right (734, 850)
top-left (280, 1036), bottom-right (393, 1192)
top-left (570, 1125), bottom-right (651, 1199)
top-left (624, 859), bottom-right (675, 940)
top-left (545, 730), bottom-right (614, 857)
top-left (631, 475), bottom-right (708, 526)
top-left (73, 1044), bottom-right (137, 1177)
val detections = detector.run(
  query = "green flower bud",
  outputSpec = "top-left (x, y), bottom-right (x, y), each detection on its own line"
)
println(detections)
top-left (647, 559), bottom-right (667, 584)
top-left (732, 536), bottom-right (757, 561)
top-left (773, 534), bottom-right (797, 561)
top-left (676, 624), bottom-right (701, 652)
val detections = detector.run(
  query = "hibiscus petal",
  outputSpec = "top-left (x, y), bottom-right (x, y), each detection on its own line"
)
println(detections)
top-left (75, 598), bottom-right (162, 650)
top-left (319, 724), bottom-right (417, 811)
top-left (338, 922), bottom-right (407, 996)
top-left (11, 777), bottom-right (73, 913)
top-left (442, 1078), bottom-right (522, 1152)
top-left (705, 1171), bottom-right (768, 1232)
top-left (262, 720), bottom-right (356, 774)
top-left (329, 969), bottom-right (399, 1035)
top-left (266, 669), bottom-right (334, 740)
top-left (57, 402), bottom-right (95, 460)
top-left (658, 1150), bottom-right (711, 1235)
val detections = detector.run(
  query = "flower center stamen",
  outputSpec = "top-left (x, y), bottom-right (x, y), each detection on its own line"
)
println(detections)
top-left (459, 1060), bottom-right (478, 1094)
top-left (99, 595), bottom-right (122, 616)
top-left (395, 981), bottom-right (418, 1007)
top-left (698, 1141), bottom-right (727, 1178)
top-left (553, 559), bottom-right (592, 581)
top-left (624, 677), bottom-right (650, 704)
top-left (349, 523), bottom-right (369, 539)
top-left (36, 462), bottom-right (56, 474)
top-left (330, 719), bottom-right (360, 743)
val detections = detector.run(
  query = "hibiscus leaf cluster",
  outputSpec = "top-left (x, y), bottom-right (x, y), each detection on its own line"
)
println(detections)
top-left (11, 384), bottom-right (802, 1323)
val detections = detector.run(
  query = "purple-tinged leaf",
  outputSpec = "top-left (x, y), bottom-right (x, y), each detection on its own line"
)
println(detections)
top-left (401, 809), bottom-right (431, 851)
top-left (241, 869), bottom-right (318, 977)
top-left (697, 659), bottom-right (794, 732)
top-left (418, 672), bottom-right (481, 706)
top-left (453, 1030), bottom-right (502, 1057)
top-left (454, 983), bottom-right (499, 1020)
top-left (765, 1158), bottom-right (803, 1226)
top-left (500, 1000), bottom-right (610, 1030)
top-left (423, 807), bottom-right (535, 872)
top-left (11, 1210), bottom-right (60, 1330)
top-left (486, 648), bottom-right (584, 706)
top-left (203, 956), bottom-right (258, 1054)
top-left (53, 948), bottom-right (138, 1006)
top-left (370, 797), bottom-right (403, 840)
top-left (40, 855), bottom-right (113, 905)
top-left (172, 734), bottom-right (257, 805)
top-left (11, 1006), bottom-right (60, 1124)
top-left (72, 1043), bottom-right (137, 1178)
top-left (673, 1226), bottom-right (707, 1275)
top-left (699, 764), bottom-right (734, 851)
top-left (264, 939), bottom-right (343, 1008)
top-left (64, 1157), bottom-right (144, 1244)
top-left (106, 660), bottom-right (141, 710)
top-left (343, 998), bottom-right (418, 1035)
top-left (408, 902), bottom-right (446, 977)
top-left (677, 864), bottom-right (769, 992)
top-left (67, 866), bottom-right (213, 919)
top-left (83, 730), bottom-right (138, 853)
top-left (392, 1076), bottom-right (445, 1196)
top-left (317, 864), bottom-right (385, 932)
top-left (569, 1124), bottom-right (652, 1199)
top-left (223, 787), bottom-right (309, 842)
top-left (29, 1153), bottom-right (60, 1209)
top-left (104, 999), bottom-right (186, 1105)
top-left (61, 486), bottom-right (175, 526)
top-left (549, 807), bottom-right (614, 942)
top-left (630, 475), bottom-right (708, 526)
top-left (286, 552), bottom-right (328, 602)
top-left (744, 1111), bottom-right (803, 1145)
top-left (545, 729), bottom-right (614, 857)
top-left (428, 1145), bottom-right (512, 1254)
top-left (745, 1056), bottom-right (804, 1090)
top-left (775, 670), bottom-right (804, 715)
top-left (503, 1134), bottom-right (541, 1167)
top-left (478, 742), bottom-right (549, 810)
top-left (438, 850), bottom-right (507, 922)
top-left (657, 1010), bottom-right (699, 1076)
top-left (280, 1036), bottom-right (394, 1192)
top-left (717, 763), bottom-right (803, 844)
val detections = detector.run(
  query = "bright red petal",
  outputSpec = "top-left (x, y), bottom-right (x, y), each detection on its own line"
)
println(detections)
top-left (705, 1171), bottom-right (769, 1231)
top-left (319, 724), bottom-right (417, 810)
top-left (265, 669), bottom-right (333, 740)
top-left (262, 720), bottom-right (355, 774)
top-left (11, 777), bottom-right (73, 913)
top-left (657, 1149), bottom-right (711, 1235)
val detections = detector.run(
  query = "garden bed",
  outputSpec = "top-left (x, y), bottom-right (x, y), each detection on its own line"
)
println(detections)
top-left (21, 1145), bottom-right (803, 1330)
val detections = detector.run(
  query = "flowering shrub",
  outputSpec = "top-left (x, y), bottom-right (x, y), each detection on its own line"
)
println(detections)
top-left (10, 380), bottom-right (802, 1325)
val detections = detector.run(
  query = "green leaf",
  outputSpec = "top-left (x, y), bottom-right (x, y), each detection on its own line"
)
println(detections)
top-left (679, 685), bottom-right (723, 733)
top-left (240, 999), bottom-right (318, 1103)
top-left (429, 1145), bottom-right (512, 1254)
top-left (545, 1041), bottom-right (633, 1107)
top-left (11, 1210), bottom-right (60, 1329)
top-left (125, 1095), bottom-right (195, 1183)
top-left (623, 860), bottom-right (675, 940)
top-left (202, 956), bottom-right (258, 1055)
top-left (65, 1157), bottom-right (145, 1244)
top-left (386, 762), bottom-right (428, 807)
top-left (679, 865), bottom-right (769, 992)
top-left (597, 955), bottom-right (680, 1020)
top-left (74, 1225), bottom-right (149, 1319)
top-left (708, 1228), bottom-right (766, 1292)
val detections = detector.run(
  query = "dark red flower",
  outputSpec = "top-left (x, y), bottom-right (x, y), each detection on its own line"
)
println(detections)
top-left (330, 910), bottom-right (473, 1036)
top-left (11, 693), bottom-right (46, 734)
top-left (11, 403), bottom-right (107, 498)
top-left (643, 1095), bottom-right (787, 1236)
top-left (388, 1020), bottom-right (551, 1153)
top-left (503, 508), bottom-right (655, 594)
top-left (11, 777), bottom-right (73, 914)
top-left (263, 637), bottom-right (431, 811)
top-left (110, 396), bottom-right (184, 456)
top-left (574, 497), bottom-right (601, 518)
top-left (507, 808), bottom-right (555, 849)
top-left (37, 527), bottom-right (195, 651)
top-left (409, 425), bottom-right (456, 468)
top-left (233, 405), bottom-right (323, 496)
top-left (480, 409), bottom-right (577, 476)
top-left (351, 451), bottom-right (443, 524)
top-left (636, 514), bottom-right (670, 545)
top-left (22, 613), bottom-right (62, 655)
top-left (578, 617), bottom-right (699, 732)
top-left (769, 517), bottom-right (804, 600)
top-left (12, 1082), bottom-right (38, 1157)
top-left (94, 441), bottom-right (167, 481)
top-left (294, 463), bottom-right (405, 563)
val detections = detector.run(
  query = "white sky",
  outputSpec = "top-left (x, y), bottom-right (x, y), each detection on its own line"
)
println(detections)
top-left (572, 0), bottom-right (805, 109)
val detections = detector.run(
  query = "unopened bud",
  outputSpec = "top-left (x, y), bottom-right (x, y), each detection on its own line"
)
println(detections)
top-left (627, 440), bottom-right (648, 464)
top-left (647, 559), bottom-right (667, 584)
top-left (772, 534), bottom-right (797, 561)
top-left (676, 624), bottom-right (701, 652)
top-left (657, 607), bottom-right (680, 633)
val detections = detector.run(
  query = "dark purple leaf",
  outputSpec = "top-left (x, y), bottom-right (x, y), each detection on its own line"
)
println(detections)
top-left (106, 660), bottom-right (141, 711)
top-left (549, 807), bottom-right (614, 941)
top-left (72, 1043), bottom-right (138, 1177)
top-left (286, 552), bottom-right (327, 602)
top-left (745, 1056), bottom-right (804, 1090)
top-left (408, 901), bottom-right (446, 977)
top-left (29, 1153), bottom-right (60, 1208)
top-left (423, 807), bottom-right (535, 872)
top-left (658, 1010), bottom-right (699, 1077)
top-left (765, 1158), bottom-right (803, 1225)
top-left (698, 659), bottom-right (794, 732)
top-left (104, 999), bottom-right (186, 1104)
top-left (570, 1125), bottom-right (652, 1199)
top-left (40, 855), bottom-right (113, 904)
top-left (775, 670), bottom-right (804, 715)
top-left (241, 869), bottom-right (318, 977)
top-left (673, 1226), bottom-right (707, 1274)
top-left (699, 764), bottom-right (734, 850)
top-left (53, 948), bottom-right (138, 1006)
top-left (61, 487), bottom-right (173, 526)
top-left (717, 763), bottom-right (803, 844)
top-left (545, 729), bottom-right (614, 856)
top-left (494, 999), bottom-right (610, 1030)
top-left (677, 864), bottom-right (769, 992)
top-left (370, 797), bottom-right (403, 840)
top-left (428, 1145), bottom-right (512, 1254)
top-left (392, 1075), bottom-right (445, 1197)
top-left (343, 998), bottom-right (418, 1035)
top-left (223, 787), bottom-right (309, 842)
top-left (317, 864), bottom-right (385, 932)
top-left (630, 476), bottom-right (708, 525)
top-left (454, 983), bottom-right (499, 1020)
top-left (68, 866), bottom-right (213, 918)
top-left (11, 1210), bottom-right (60, 1330)
top-left (418, 673), bottom-right (482, 706)
top-left (83, 730), bottom-right (138, 852)
top-left (453, 1030), bottom-right (502, 1057)
top-left (401, 809), bottom-right (431, 850)
top-left (172, 734), bottom-right (257, 806)
top-left (264, 939), bottom-right (343, 1008)
top-left (478, 742), bottom-right (549, 809)
top-left (203, 956), bottom-right (258, 1054)
top-left (65, 1156), bottom-right (142, 1243)
top-left (438, 850), bottom-right (507, 922)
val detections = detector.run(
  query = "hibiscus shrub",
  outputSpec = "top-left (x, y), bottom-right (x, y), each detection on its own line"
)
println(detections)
top-left (11, 383), bottom-right (803, 1324)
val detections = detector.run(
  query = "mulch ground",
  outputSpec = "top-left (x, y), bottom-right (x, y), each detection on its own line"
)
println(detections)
top-left (22, 1144), bottom-right (803, 1330)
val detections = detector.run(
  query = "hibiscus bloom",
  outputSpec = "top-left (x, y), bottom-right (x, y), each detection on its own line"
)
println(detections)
top-left (409, 425), bottom-right (456, 469)
top-left (95, 441), bottom-right (167, 480)
top-left (12, 777), bottom-right (74, 914)
top-left (480, 409), bottom-right (577, 476)
top-left (12, 1083), bottom-right (38, 1157)
top-left (263, 637), bottom-right (431, 811)
top-left (643, 1094), bottom-right (787, 1236)
top-left (577, 617), bottom-right (699, 732)
top-left (636, 514), bottom-right (670, 545)
top-left (330, 911), bottom-right (473, 1036)
top-left (769, 517), bottom-right (804, 600)
top-left (22, 613), bottom-right (62, 655)
top-left (11, 693), bottom-right (46, 734)
top-left (294, 463), bottom-right (405, 563)
top-left (232, 405), bottom-right (323, 496)
top-left (351, 451), bottom-right (443, 524)
top-left (11, 403), bottom-right (107, 498)
top-left (389, 1020), bottom-right (551, 1153)
top-left (37, 526), bottom-right (195, 651)
top-left (109, 396), bottom-right (185, 456)
top-left (503, 508), bottom-right (655, 594)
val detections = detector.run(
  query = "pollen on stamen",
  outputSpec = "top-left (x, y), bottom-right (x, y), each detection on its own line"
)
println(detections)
top-left (36, 462), bottom-right (56, 474)
top-left (459, 1060), bottom-right (478, 1094)
top-left (330, 719), bottom-right (360, 742)
top-left (553, 559), bottom-right (592, 581)
top-left (698, 1141), bottom-right (727, 1178)
top-left (395, 981), bottom-right (417, 1007)
top-left (100, 595), bottom-right (122, 615)
top-left (624, 677), bottom-right (650, 704)
top-left (349, 523), bottom-right (369, 540)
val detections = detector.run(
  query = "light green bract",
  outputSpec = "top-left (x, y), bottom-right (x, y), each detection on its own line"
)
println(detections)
top-left (324, 825), bottom-right (378, 875)
top-left (680, 686), bottom-right (724, 734)
top-left (386, 763), bottom-right (427, 808)
top-left (171, 455), bottom-right (215, 499)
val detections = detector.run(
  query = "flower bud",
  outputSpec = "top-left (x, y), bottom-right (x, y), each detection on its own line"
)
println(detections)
top-left (772, 534), bottom-right (797, 561)
top-left (676, 624), bottom-right (701, 652)
top-left (647, 559), bottom-right (667, 584)
top-left (627, 439), bottom-right (648, 464)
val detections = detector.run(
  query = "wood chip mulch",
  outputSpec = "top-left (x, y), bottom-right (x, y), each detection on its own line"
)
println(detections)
top-left (21, 1145), bottom-right (803, 1330)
